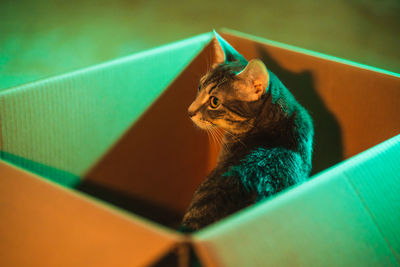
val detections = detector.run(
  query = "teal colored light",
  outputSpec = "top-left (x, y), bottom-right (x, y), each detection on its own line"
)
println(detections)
top-left (0, 151), bottom-right (80, 187)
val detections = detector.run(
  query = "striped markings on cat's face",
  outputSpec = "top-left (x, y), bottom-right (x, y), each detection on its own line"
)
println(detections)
top-left (188, 76), bottom-right (255, 133)
top-left (188, 81), bottom-right (221, 127)
top-left (188, 59), bottom-right (270, 134)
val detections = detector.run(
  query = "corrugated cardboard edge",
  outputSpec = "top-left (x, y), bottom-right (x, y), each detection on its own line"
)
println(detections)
top-left (192, 134), bottom-right (400, 266)
top-left (0, 32), bottom-right (214, 94)
top-left (221, 28), bottom-right (400, 78)
top-left (0, 159), bottom-right (185, 267)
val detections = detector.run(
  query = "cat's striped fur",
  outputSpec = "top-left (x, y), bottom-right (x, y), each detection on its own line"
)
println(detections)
top-left (180, 32), bottom-right (313, 232)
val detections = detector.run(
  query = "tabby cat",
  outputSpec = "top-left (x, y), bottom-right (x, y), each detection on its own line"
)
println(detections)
top-left (180, 31), bottom-right (314, 232)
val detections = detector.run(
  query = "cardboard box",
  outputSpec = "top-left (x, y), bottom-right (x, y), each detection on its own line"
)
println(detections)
top-left (0, 29), bottom-right (399, 266)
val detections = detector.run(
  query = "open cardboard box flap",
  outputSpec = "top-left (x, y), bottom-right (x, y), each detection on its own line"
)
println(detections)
top-left (0, 160), bottom-right (183, 267)
top-left (0, 30), bottom-right (399, 266)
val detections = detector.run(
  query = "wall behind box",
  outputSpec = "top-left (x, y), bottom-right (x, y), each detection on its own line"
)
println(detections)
top-left (1, 0), bottom-right (400, 89)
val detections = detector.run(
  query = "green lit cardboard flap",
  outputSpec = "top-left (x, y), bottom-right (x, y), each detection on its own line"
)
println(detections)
top-left (194, 135), bottom-right (400, 266)
top-left (0, 33), bottom-right (212, 186)
top-left (343, 136), bottom-right (400, 261)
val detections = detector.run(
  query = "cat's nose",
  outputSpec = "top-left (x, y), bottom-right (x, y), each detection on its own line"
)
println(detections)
top-left (188, 109), bottom-right (196, 117)
top-left (188, 104), bottom-right (197, 117)
top-left (188, 103), bottom-right (198, 117)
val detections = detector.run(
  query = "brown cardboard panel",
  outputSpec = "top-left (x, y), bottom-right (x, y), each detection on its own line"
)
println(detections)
top-left (193, 163), bottom-right (398, 266)
top-left (83, 41), bottom-right (221, 214)
top-left (220, 30), bottom-right (400, 174)
top-left (0, 160), bottom-right (181, 267)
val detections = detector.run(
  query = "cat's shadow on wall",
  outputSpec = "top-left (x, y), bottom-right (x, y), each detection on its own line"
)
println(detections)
top-left (255, 44), bottom-right (343, 175)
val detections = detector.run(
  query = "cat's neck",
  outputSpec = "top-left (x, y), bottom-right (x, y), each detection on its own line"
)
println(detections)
top-left (218, 91), bottom-right (296, 163)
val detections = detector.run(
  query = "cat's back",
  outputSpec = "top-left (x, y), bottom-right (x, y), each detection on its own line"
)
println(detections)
top-left (268, 70), bottom-right (314, 174)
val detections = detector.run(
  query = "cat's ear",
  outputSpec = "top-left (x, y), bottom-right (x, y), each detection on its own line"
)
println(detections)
top-left (212, 30), bottom-right (247, 68)
top-left (212, 35), bottom-right (225, 68)
top-left (236, 59), bottom-right (269, 101)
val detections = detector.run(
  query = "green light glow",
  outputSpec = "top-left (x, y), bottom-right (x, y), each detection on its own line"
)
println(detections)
top-left (0, 151), bottom-right (80, 186)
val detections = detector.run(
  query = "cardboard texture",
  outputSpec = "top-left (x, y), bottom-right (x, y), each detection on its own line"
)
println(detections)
top-left (0, 29), bottom-right (399, 266)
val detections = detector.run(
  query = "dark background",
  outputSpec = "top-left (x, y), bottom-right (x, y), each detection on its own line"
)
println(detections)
top-left (1, 0), bottom-right (399, 90)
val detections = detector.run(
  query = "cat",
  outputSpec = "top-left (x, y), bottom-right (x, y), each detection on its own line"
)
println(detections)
top-left (180, 31), bottom-right (314, 232)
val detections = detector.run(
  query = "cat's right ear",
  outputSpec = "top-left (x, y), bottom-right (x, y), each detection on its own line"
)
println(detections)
top-left (212, 36), bottom-right (225, 68)
top-left (211, 30), bottom-right (247, 68)
top-left (236, 59), bottom-right (269, 101)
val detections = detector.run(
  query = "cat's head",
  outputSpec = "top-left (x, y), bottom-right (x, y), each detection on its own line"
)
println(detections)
top-left (188, 31), bottom-right (270, 134)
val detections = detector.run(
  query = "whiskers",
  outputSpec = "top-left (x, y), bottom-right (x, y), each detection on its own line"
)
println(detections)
top-left (206, 123), bottom-right (248, 150)
top-left (206, 127), bottom-right (226, 151)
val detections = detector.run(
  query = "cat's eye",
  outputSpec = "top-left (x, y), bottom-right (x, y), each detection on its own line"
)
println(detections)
top-left (198, 84), bottom-right (201, 92)
top-left (209, 96), bottom-right (220, 109)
